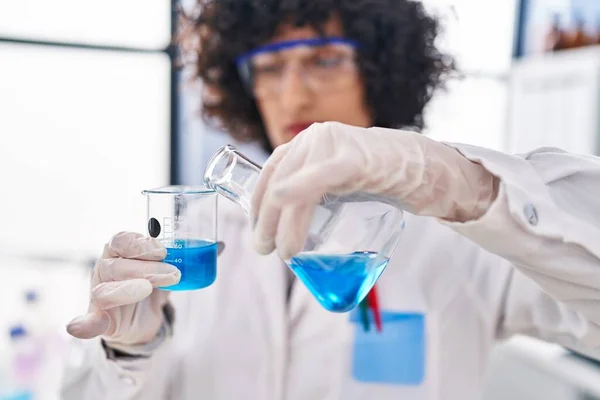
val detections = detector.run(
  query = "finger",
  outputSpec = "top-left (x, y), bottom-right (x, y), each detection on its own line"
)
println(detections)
top-left (253, 141), bottom-right (310, 254)
top-left (66, 311), bottom-right (111, 340)
top-left (102, 232), bottom-right (166, 261)
top-left (91, 279), bottom-right (154, 310)
top-left (276, 202), bottom-right (316, 260)
top-left (272, 159), bottom-right (362, 205)
top-left (253, 190), bottom-right (283, 255)
top-left (250, 143), bottom-right (290, 227)
top-left (95, 258), bottom-right (181, 286)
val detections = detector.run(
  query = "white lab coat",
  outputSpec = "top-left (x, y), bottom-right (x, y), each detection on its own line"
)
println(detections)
top-left (61, 145), bottom-right (600, 400)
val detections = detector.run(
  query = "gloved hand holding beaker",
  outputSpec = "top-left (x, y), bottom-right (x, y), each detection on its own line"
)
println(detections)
top-left (66, 232), bottom-right (180, 346)
top-left (67, 186), bottom-right (221, 346)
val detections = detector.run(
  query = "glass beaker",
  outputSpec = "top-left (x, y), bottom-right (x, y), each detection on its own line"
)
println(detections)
top-left (142, 186), bottom-right (218, 291)
top-left (203, 145), bottom-right (404, 312)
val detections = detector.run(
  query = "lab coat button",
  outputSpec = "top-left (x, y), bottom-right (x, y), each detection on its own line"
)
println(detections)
top-left (119, 374), bottom-right (136, 386)
top-left (523, 203), bottom-right (538, 226)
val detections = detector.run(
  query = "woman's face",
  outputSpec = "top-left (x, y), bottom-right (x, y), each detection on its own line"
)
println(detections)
top-left (250, 17), bottom-right (372, 148)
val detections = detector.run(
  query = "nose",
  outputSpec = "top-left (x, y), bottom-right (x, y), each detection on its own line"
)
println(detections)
top-left (279, 66), bottom-right (312, 114)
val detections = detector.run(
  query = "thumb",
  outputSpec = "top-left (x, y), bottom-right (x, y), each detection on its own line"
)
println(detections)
top-left (66, 311), bottom-right (111, 340)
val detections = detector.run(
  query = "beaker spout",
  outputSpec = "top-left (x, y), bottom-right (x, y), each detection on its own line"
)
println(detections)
top-left (203, 145), bottom-right (262, 215)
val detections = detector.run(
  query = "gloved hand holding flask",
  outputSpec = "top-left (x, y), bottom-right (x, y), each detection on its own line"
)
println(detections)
top-left (251, 122), bottom-right (499, 260)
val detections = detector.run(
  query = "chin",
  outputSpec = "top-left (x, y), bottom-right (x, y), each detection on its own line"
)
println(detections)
top-left (270, 136), bottom-right (290, 147)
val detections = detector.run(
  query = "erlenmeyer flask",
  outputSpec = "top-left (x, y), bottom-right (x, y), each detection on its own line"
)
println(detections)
top-left (204, 145), bottom-right (405, 312)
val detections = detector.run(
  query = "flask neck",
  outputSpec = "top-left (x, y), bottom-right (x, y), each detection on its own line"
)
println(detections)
top-left (203, 145), bottom-right (262, 215)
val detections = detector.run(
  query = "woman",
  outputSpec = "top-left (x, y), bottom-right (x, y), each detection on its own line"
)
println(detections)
top-left (62, 0), bottom-right (600, 399)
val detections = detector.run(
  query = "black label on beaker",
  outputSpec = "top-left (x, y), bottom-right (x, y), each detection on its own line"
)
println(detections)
top-left (148, 218), bottom-right (161, 238)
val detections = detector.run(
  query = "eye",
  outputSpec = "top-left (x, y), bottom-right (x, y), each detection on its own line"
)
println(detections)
top-left (254, 64), bottom-right (283, 75)
top-left (252, 57), bottom-right (284, 75)
top-left (313, 54), bottom-right (344, 68)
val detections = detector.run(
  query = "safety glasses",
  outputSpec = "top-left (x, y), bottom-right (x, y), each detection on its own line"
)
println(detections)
top-left (236, 37), bottom-right (360, 99)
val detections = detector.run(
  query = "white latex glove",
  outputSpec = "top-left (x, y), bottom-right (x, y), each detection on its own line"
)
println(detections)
top-left (66, 232), bottom-right (180, 347)
top-left (251, 122), bottom-right (498, 259)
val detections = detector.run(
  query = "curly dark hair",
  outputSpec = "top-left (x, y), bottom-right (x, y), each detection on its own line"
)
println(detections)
top-left (180, 0), bottom-right (455, 151)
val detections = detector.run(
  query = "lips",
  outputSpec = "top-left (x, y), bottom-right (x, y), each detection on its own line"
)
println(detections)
top-left (286, 122), bottom-right (314, 137)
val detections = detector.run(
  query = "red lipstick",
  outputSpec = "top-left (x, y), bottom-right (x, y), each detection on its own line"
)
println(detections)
top-left (286, 122), bottom-right (314, 137)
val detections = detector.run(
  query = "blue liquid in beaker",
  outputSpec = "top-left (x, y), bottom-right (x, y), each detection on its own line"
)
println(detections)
top-left (288, 251), bottom-right (389, 313)
top-left (161, 239), bottom-right (218, 291)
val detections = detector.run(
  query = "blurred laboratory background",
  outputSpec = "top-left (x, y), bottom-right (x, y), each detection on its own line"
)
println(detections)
top-left (1, 0), bottom-right (600, 399)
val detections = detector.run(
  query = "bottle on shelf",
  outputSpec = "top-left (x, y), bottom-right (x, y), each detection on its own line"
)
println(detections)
top-left (544, 13), bottom-right (568, 52)
top-left (0, 290), bottom-right (52, 400)
top-left (595, 15), bottom-right (600, 45)
top-left (0, 325), bottom-right (41, 400)
top-left (569, 12), bottom-right (592, 49)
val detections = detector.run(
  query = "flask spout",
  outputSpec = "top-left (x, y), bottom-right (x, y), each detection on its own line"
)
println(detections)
top-left (203, 145), bottom-right (262, 215)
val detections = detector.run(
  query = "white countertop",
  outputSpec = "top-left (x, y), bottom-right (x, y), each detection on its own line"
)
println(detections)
top-left (498, 336), bottom-right (600, 396)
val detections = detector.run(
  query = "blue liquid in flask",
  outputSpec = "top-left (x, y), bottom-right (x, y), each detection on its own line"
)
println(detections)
top-left (289, 251), bottom-right (389, 313)
top-left (161, 239), bottom-right (218, 291)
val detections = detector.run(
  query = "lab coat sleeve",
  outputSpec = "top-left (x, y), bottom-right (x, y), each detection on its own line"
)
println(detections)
top-left (440, 144), bottom-right (600, 352)
top-left (283, 272), bottom-right (349, 400)
top-left (60, 321), bottom-right (177, 399)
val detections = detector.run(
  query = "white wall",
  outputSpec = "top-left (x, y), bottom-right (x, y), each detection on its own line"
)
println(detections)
top-left (422, 0), bottom-right (517, 150)
top-left (0, 44), bottom-right (170, 260)
top-left (0, 0), bottom-right (170, 49)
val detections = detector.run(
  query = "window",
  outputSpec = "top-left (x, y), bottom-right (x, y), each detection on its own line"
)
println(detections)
top-left (0, 3), bottom-right (174, 258)
top-left (422, 0), bottom-right (517, 150)
top-left (0, 0), bottom-right (171, 49)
